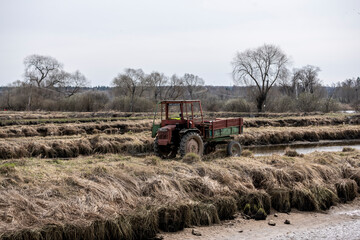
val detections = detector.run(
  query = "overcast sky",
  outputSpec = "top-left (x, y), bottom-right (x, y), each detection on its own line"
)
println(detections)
top-left (0, 0), bottom-right (359, 86)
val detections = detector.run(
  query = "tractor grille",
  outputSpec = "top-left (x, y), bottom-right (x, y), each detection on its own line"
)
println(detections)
top-left (158, 131), bottom-right (168, 139)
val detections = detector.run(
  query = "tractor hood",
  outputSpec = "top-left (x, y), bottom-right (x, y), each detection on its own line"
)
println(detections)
top-left (157, 125), bottom-right (176, 145)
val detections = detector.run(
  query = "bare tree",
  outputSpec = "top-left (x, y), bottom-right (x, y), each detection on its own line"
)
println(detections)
top-left (292, 65), bottom-right (321, 95)
top-left (60, 70), bottom-right (88, 97)
top-left (335, 77), bottom-right (360, 110)
top-left (112, 68), bottom-right (147, 112)
top-left (147, 71), bottom-right (168, 101)
top-left (24, 54), bottom-right (63, 88)
top-left (23, 55), bottom-right (88, 108)
top-left (164, 74), bottom-right (185, 100)
top-left (232, 44), bottom-right (289, 112)
top-left (183, 73), bottom-right (205, 99)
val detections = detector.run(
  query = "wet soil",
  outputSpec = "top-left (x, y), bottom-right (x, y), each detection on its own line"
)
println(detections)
top-left (160, 198), bottom-right (360, 240)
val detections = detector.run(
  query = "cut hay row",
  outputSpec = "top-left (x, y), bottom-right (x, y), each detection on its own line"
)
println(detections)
top-left (0, 150), bottom-right (359, 239)
top-left (0, 111), bottom-right (333, 121)
top-left (0, 116), bottom-right (151, 127)
top-left (1, 112), bottom-right (358, 129)
top-left (244, 114), bottom-right (360, 128)
top-left (1, 115), bottom-right (359, 139)
top-left (0, 133), bottom-right (153, 160)
top-left (0, 111), bottom-right (153, 121)
top-left (1, 126), bottom-right (360, 160)
top-left (0, 120), bottom-right (152, 138)
top-left (237, 125), bottom-right (360, 146)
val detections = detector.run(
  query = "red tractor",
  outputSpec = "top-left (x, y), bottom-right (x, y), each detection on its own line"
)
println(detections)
top-left (152, 100), bottom-right (244, 158)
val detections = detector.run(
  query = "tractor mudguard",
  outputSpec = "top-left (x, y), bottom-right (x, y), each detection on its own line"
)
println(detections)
top-left (151, 124), bottom-right (161, 138)
top-left (179, 128), bottom-right (200, 136)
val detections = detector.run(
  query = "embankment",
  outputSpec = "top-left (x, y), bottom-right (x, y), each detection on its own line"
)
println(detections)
top-left (237, 125), bottom-right (360, 146)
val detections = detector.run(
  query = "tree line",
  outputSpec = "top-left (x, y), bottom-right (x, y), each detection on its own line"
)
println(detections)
top-left (0, 49), bottom-right (359, 112)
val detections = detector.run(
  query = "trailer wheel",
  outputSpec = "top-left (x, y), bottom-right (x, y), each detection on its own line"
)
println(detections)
top-left (180, 132), bottom-right (204, 157)
top-left (227, 141), bottom-right (241, 157)
top-left (154, 136), bottom-right (177, 159)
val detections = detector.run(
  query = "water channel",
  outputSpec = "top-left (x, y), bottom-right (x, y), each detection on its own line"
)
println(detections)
top-left (245, 139), bottom-right (360, 156)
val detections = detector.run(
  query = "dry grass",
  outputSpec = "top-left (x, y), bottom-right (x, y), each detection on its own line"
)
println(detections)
top-left (0, 120), bottom-right (153, 138)
top-left (237, 125), bottom-right (360, 146)
top-left (0, 149), bottom-right (359, 238)
top-left (0, 111), bottom-right (359, 238)
top-left (1, 125), bottom-right (360, 160)
top-left (0, 132), bottom-right (153, 160)
top-left (182, 153), bottom-right (201, 164)
top-left (284, 148), bottom-right (303, 157)
top-left (343, 147), bottom-right (356, 152)
top-left (243, 114), bottom-right (360, 128)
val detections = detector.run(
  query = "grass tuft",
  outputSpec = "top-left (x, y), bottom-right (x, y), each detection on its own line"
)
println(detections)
top-left (182, 152), bottom-right (201, 164)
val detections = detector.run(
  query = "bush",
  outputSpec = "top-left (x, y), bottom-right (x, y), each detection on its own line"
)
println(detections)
top-left (106, 96), bottom-right (154, 112)
top-left (268, 96), bottom-right (296, 112)
top-left (296, 92), bottom-right (322, 112)
top-left (224, 98), bottom-right (253, 112)
top-left (320, 98), bottom-right (341, 113)
top-left (201, 96), bottom-right (225, 112)
top-left (59, 91), bottom-right (110, 112)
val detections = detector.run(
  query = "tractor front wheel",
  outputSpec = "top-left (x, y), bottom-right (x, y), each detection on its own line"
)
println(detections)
top-left (179, 132), bottom-right (204, 157)
top-left (227, 141), bottom-right (242, 157)
top-left (154, 136), bottom-right (178, 159)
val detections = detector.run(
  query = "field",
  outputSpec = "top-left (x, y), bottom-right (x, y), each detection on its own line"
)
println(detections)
top-left (0, 111), bottom-right (359, 239)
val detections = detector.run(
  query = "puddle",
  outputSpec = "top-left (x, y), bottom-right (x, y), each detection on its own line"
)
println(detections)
top-left (245, 140), bottom-right (360, 156)
top-left (337, 209), bottom-right (360, 217)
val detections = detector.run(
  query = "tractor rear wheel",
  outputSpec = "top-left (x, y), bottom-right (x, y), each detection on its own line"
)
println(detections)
top-left (227, 141), bottom-right (242, 157)
top-left (179, 132), bottom-right (204, 157)
top-left (154, 136), bottom-right (177, 159)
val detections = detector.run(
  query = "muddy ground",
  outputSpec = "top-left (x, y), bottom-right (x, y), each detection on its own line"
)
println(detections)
top-left (161, 197), bottom-right (360, 240)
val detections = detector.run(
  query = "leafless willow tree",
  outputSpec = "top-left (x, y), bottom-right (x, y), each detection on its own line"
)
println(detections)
top-left (164, 74), bottom-right (185, 100)
top-left (335, 77), bottom-right (360, 110)
top-left (23, 54), bottom-right (88, 109)
top-left (292, 65), bottom-right (321, 95)
top-left (24, 54), bottom-right (63, 88)
top-left (232, 44), bottom-right (289, 112)
top-left (112, 68), bottom-right (147, 112)
top-left (147, 71), bottom-right (168, 101)
top-left (183, 73), bottom-right (205, 99)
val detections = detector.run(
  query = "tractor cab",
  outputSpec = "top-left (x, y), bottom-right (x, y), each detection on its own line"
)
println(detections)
top-left (152, 100), bottom-right (203, 138)
top-left (152, 100), bottom-right (204, 158)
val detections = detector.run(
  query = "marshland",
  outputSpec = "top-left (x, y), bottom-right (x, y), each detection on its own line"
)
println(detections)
top-left (0, 111), bottom-right (359, 239)
top-left (1, 1), bottom-right (360, 238)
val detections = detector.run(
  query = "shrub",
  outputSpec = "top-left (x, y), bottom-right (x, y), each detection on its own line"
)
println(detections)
top-left (224, 98), bottom-right (253, 112)
top-left (106, 96), bottom-right (154, 112)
